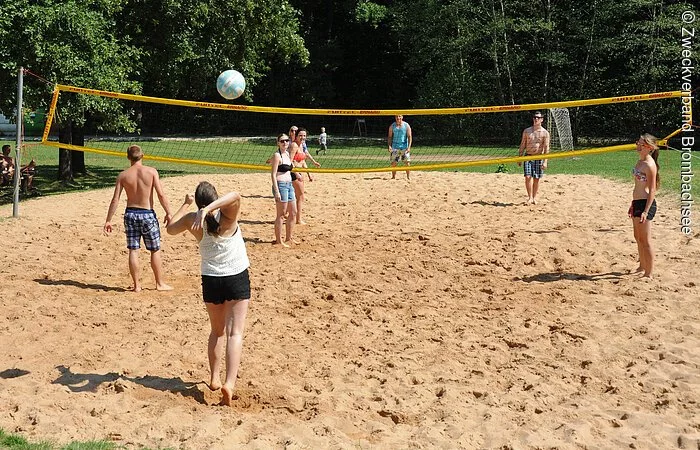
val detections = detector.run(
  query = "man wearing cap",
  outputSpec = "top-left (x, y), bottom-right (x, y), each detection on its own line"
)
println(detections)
top-left (518, 111), bottom-right (550, 204)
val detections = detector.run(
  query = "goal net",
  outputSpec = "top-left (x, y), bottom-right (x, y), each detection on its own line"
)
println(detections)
top-left (40, 85), bottom-right (681, 173)
top-left (547, 108), bottom-right (574, 152)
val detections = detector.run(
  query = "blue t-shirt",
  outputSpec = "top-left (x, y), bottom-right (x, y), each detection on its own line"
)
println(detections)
top-left (391, 122), bottom-right (409, 150)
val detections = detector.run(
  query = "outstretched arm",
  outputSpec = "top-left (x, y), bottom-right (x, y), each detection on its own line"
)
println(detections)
top-left (306, 152), bottom-right (321, 168)
top-left (104, 177), bottom-right (123, 234)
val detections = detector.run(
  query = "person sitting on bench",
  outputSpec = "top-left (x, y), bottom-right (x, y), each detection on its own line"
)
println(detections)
top-left (20, 159), bottom-right (37, 192)
top-left (1, 145), bottom-right (14, 186)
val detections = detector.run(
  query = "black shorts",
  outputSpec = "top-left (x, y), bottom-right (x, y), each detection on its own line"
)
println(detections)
top-left (201, 269), bottom-right (251, 304)
top-left (631, 199), bottom-right (657, 221)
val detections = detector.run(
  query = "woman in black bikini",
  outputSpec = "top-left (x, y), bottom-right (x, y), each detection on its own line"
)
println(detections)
top-left (629, 133), bottom-right (659, 278)
top-left (270, 133), bottom-right (297, 246)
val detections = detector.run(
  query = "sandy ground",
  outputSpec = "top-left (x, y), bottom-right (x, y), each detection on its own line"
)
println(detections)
top-left (0, 171), bottom-right (698, 449)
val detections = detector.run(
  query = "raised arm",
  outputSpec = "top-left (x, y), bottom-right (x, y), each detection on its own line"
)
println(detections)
top-left (166, 194), bottom-right (197, 236)
top-left (192, 191), bottom-right (242, 231)
top-left (104, 176), bottom-right (124, 234)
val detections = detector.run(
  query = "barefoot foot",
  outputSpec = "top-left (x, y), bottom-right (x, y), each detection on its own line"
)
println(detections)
top-left (156, 283), bottom-right (174, 291)
top-left (207, 379), bottom-right (222, 391)
top-left (221, 384), bottom-right (235, 406)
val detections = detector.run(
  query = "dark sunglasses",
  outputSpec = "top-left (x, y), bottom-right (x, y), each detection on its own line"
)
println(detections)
top-left (279, 139), bottom-right (289, 143)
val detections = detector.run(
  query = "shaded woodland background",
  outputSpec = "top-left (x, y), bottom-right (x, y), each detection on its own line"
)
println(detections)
top-left (0, 0), bottom-right (694, 179)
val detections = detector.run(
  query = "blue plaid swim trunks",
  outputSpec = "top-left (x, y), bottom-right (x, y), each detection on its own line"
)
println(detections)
top-left (523, 159), bottom-right (544, 178)
top-left (124, 207), bottom-right (161, 251)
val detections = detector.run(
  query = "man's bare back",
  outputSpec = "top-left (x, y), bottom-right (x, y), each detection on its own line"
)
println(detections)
top-left (119, 164), bottom-right (162, 209)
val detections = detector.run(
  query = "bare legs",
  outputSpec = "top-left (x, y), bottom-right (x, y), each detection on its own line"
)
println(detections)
top-left (274, 199), bottom-right (296, 247)
top-left (632, 218), bottom-right (654, 278)
top-left (128, 249), bottom-right (172, 292)
top-left (128, 249), bottom-right (141, 292)
top-left (129, 249), bottom-right (173, 292)
top-left (391, 162), bottom-right (410, 180)
top-left (524, 176), bottom-right (541, 204)
top-left (150, 250), bottom-right (173, 290)
top-left (205, 299), bottom-right (250, 406)
top-left (531, 178), bottom-right (540, 204)
top-left (294, 178), bottom-right (306, 225)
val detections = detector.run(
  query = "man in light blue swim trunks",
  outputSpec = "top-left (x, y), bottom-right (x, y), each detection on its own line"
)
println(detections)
top-left (388, 115), bottom-right (413, 180)
top-left (104, 145), bottom-right (174, 292)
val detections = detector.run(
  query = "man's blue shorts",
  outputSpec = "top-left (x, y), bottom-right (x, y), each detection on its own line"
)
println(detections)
top-left (523, 160), bottom-right (544, 179)
top-left (124, 207), bottom-right (161, 251)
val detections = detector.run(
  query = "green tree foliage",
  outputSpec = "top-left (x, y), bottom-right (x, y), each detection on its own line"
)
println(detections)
top-left (0, 0), bottom-right (141, 180)
top-left (383, 0), bottom-right (689, 141)
top-left (118, 0), bottom-right (308, 101)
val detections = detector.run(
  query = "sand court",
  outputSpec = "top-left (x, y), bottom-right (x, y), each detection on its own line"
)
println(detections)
top-left (0, 172), bottom-right (698, 449)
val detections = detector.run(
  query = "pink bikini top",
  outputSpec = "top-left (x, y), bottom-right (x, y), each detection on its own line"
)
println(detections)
top-left (632, 167), bottom-right (647, 182)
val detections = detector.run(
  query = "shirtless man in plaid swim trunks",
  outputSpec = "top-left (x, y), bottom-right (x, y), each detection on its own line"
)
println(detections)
top-left (104, 145), bottom-right (173, 292)
top-left (518, 111), bottom-right (551, 205)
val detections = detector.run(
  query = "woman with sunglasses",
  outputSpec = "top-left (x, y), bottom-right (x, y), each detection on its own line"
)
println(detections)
top-left (270, 133), bottom-right (297, 246)
top-left (629, 133), bottom-right (660, 279)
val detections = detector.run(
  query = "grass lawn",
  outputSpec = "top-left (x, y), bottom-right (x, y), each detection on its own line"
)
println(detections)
top-left (0, 427), bottom-right (143, 450)
top-left (1, 139), bottom-right (697, 205)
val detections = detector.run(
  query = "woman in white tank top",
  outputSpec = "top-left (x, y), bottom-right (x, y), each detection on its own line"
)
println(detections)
top-left (167, 181), bottom-right (250, 407)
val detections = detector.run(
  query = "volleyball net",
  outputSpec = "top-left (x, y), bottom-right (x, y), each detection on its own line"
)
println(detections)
top-left (41, 84), bottom-right (683, 173)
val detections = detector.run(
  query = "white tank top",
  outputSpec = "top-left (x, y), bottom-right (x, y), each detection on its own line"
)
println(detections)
top-left (199, 220), bottom-right (250, 277)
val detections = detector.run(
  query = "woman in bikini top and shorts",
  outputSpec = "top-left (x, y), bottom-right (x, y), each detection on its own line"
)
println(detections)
top-left (629, 133), bottom-right (659, 278)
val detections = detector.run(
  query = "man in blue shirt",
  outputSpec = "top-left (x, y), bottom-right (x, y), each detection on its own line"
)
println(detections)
top-left (387, 115), bottom-right (412, 180)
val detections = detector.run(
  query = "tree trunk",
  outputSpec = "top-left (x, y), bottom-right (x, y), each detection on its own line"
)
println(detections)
top-left (498, 0), bottom-right (515, 105)
top-left (71, 126), bottom-right (86, 174)
top-left (58, 123), bottom-right (73, 182)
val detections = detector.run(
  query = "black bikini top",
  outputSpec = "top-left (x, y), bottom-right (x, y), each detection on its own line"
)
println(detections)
top-left (277, 149), bottom-right (292, 173)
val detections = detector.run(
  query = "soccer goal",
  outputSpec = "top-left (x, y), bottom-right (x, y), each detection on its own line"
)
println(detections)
top-left (547, 108), bottom-right (574, 152)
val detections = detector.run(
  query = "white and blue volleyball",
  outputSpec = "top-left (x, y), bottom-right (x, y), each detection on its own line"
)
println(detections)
top-left (216, 70), bottom-right (246, 100)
